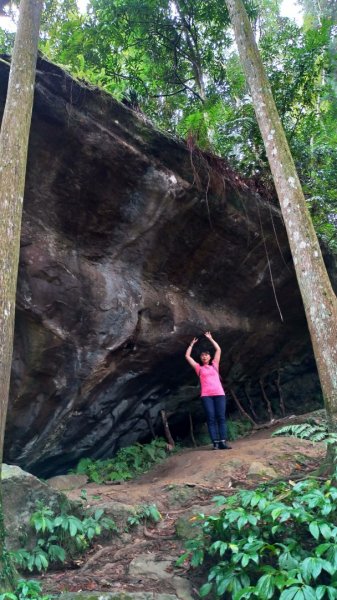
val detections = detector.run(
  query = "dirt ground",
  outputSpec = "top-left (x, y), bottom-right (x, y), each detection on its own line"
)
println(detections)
top-left (39, 428), bottom-right (326, 598)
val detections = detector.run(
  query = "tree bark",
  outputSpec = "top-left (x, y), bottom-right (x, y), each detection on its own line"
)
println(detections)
top-left (225, 0), bottom-right (337, 435)
top-left (0, 0), bottom-right (43, 590)
top-left (275, 370), bottom-right (286, 417)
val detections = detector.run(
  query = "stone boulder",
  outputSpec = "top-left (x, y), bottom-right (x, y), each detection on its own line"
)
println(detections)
top-left (0, 57), bottom-right (334, 476)
top-left (129, 554), bottom-right (193, 600)
top-left (1, 463), bottom-right (78, 550)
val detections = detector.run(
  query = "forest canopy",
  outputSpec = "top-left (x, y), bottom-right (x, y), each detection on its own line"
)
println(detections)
top-left (0, 0), bottom-right (336, 249)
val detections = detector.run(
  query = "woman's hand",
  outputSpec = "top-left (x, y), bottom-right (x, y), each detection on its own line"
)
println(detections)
top-left (190, 337), bottom-right (198, 346)
top-left (204, 331), bottom-right (221, 361)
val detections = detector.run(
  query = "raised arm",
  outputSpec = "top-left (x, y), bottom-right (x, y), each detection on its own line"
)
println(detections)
top-left (204, 331), bottom-right (221, 365)
top-left (185, 337), bottom-right (199, 370)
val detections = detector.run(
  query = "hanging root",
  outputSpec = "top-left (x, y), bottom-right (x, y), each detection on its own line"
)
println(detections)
top-left (259, 377), bottom-right (274, 422)
top-left (160, 410), bottom-right (175, 450)
top-left (189, 411), bottom-right (197, 447)
top-left (274, 370), bottom-right (286, 417)
top-left (244, 382), bottom-right (259, 421)
top-left (230, 387), bottom-right (257, 426)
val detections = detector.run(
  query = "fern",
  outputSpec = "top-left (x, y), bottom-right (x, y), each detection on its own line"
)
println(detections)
top-left (272, 422), bottom-right (330, 442)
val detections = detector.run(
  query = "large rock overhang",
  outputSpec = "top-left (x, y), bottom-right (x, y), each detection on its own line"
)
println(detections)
top-left (0, 57), bottom-right (330, 476)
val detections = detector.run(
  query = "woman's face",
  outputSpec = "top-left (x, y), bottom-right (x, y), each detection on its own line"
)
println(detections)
top-left (200, 351), bottom-right (211, 364)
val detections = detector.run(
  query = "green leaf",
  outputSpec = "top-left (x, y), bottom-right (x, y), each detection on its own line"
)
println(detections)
top-left (316, 586), bottom-right (327, 600)
top-left (279, 551), bottom-right (300, 570)
top-left (301, 557), bottom-right (323, 581)
top-left (280, 588), bottom-right (302, 600)
top-left (256, 573), bottom-right (275, 599)
top-left (211, 495), bottom-right (227, 505)
top-left (326, 587), bottom-right (337, 600)
top-left (200, 582), bottom-right (213, 597)
top-left (234, 587), bottom-right (255, 600)
top-left (302, 585), bottom-right (320, 600)
top-left (191, 548), bottom-right (204, 567)
top-left (241, 554), bottom-right (250, 567)
top-left (238, 516), bottom-right (248, 530)
top-left (309, 521), bottom-right (320, 540)
top-left (315, 543), bottom-right (332, 557)
top-left (320, 523), bottom-right (333, 540)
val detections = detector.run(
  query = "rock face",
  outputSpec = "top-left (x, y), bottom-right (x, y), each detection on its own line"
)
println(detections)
top-left (0, 57), bottom-right (333, 476)
top-left (1, 464), bottom-right (76, 550)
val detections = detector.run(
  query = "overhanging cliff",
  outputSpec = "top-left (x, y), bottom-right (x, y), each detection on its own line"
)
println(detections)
top-left (1, 57), bottom-right (331, 476)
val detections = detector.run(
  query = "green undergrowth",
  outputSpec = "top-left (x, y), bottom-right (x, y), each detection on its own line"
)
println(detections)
top-left (127, 503), bottom-right (162, 527)
top-left (272, 423), bottom-right (337, 445)
top-left (178, 475), bottom-right (337, 599)
top-left (12, 501), bottom-right (116, 573)
top-left (227, 418), bottom-right (253, 441)
top-left (0, 579), bottom-right (51, 600)
top-left (73, 438), bottom-right (169, 483)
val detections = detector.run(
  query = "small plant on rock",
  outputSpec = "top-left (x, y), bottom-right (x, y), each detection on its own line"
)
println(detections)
top-left (127, 503), bottom-right (162, 527)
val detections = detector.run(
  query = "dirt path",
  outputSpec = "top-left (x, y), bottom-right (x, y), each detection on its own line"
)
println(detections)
top-left (40, 430), bottom-right (325, 599)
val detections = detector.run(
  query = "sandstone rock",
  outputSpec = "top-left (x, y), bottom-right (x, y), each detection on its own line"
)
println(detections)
top-left (1, 463), bottom-right (77, 550)
top-left (46, 474), bottom-right (88, 490)
top-left (0, 56), bottom-right (333, 476)
top-left (175, 503), bottom-right (220, 540)
top-left (247, 461), bottom-right (278, 480)
top-left (87, 500), bottom-right (136, 531)
top-left (129, 554), bottom-right (193, 600)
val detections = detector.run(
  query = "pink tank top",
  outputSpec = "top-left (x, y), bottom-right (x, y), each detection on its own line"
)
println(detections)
top-left (194, 362), bottom-right (225, 396)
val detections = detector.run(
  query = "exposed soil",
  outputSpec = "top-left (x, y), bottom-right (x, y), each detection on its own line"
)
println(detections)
top-left (38, 428), bottom-right (326, 599)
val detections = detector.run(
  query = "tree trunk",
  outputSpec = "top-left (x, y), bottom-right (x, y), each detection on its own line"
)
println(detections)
top-left (225, 0), bottom-right (337, 436)
top-left (0, 0), bottom-right (43, 590)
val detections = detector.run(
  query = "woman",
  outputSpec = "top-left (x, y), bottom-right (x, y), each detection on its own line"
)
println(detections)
top-left (185, 332), bottom-right (231, 450)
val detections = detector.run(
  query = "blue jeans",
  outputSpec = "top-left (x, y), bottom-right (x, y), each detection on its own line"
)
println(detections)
top-left (202, 395), bottom-right (227, 442)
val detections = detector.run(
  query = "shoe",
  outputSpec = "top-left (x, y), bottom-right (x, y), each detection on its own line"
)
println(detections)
top-left (218, 440), bottom-right (232, 450)
top-left (212, 441), bottom-right (219, 450)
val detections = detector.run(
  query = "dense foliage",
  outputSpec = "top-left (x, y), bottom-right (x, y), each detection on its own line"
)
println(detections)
top-left (74, 437), bottom-right (169, 482)
top-left (12, 501), bottom-right (116, 572)
top-left (0, 579), bottom-right (50, 600)
top-left (178, 477), bottom-right (337, 599)
top-left (0, 0), bottom-right (335, 247)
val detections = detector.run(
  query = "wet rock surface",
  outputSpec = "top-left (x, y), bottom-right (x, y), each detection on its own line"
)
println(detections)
top-left (0, 57), bottom-right (333, 475)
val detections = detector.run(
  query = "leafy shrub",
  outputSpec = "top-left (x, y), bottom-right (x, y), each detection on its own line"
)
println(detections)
top-left (0, 579), bottom-right (50, 600)
top-left (12, 502), bottom-right (116, 572)
top-left (127, 503), bottom-right (162, 527)
top-left (272, 423), bottom-right (337, 445)
top-left (178, 477), bottom-right (337, 599)
top-left (74, 438), bottom-right (169, 483)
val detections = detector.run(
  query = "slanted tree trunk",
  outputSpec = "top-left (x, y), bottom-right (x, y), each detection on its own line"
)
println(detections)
top-left (0, 0), bottom-right (43, 590)
top-left (224, 0), bottom-right (337, 436)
